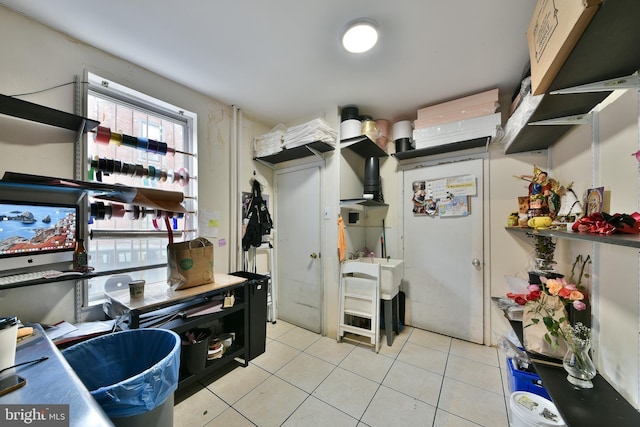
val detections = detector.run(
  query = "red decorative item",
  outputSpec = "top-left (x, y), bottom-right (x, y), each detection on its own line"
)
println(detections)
top-left (571, 212), bottom-right (640, 234)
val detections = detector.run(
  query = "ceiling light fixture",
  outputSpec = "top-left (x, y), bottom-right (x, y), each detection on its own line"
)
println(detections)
top-left (341, 19), bottom-right (379, 53)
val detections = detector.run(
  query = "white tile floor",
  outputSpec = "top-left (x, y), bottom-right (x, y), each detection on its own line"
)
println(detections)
top-left (174, 320), bottom-right (512, 427)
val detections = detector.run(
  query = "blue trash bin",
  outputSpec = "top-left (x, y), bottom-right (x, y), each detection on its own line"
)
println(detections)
top-left (63, 328), bottom-right (181, 427)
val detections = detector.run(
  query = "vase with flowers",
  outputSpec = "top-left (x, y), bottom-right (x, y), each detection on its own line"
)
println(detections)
top-left (561, 322), bottom-right (596, 388)
top-left (508, 274), bottom-right (596, 387)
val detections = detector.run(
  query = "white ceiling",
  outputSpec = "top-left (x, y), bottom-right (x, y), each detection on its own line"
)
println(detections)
top-left (0, 0), bottom-right (536, 126)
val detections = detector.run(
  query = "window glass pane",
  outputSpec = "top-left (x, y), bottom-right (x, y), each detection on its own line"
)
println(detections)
top-left (85, 74), bottom-right (196, 306)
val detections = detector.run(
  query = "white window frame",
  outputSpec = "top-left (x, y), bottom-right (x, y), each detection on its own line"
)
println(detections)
top-left (82, 72), bottom-right (198, 307)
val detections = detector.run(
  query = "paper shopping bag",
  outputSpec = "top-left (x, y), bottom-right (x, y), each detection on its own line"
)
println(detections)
top-left (523, 294), bottom-right (569, 360)
top-left (167, 237), bottom-right (214, 290)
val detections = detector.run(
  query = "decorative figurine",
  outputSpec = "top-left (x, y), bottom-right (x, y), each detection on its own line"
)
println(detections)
top-left (516, 165), bottom-right (561, 218)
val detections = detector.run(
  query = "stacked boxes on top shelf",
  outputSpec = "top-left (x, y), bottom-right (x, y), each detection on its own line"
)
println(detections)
top-left (413, 88), bottom-right (501, 150)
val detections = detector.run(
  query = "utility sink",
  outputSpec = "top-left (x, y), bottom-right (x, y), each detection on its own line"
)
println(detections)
top-left (346, 257), bottom-right (404, 299)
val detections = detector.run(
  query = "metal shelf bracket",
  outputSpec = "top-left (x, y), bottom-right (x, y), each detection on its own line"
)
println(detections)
top-left (528, 113), bottom-right (592, 126)
top-left (550, 73), bottom-right (640, 95)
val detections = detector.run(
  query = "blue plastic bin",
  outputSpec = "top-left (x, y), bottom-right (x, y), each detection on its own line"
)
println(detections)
top-left (506, 357), bottom-right (551, 400)
top-left (62, 329), bottom-right (181, 425)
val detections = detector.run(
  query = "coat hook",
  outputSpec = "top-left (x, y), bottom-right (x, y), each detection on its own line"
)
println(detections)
top-left (253, 170), bottom-right (256, 176)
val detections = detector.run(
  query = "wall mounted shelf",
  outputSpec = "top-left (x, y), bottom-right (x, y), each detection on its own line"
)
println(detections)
top-left (393, 136), bottom-right (490, 160)
top-left (503, 0), bottom-right (640, 154)
top-left (0, 93), bottom-right (99, 134)
top-left (505, 226), bottom-right (640, 250)
top-left (254, 140), bottom-right (334, 166)
top-left (340, 135), bottom-right (387, 158)
top-left (507, 319), bottom-right (640, 426)
top-left (340, 198), bottom-right (388, 209)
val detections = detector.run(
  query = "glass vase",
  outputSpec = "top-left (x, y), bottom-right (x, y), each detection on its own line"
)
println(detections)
top-left (563, 340), bottom-right (596, 389)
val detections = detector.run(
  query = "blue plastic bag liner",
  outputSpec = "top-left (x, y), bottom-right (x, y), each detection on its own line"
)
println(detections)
top-left (62, 328), bottom-right (180, 418)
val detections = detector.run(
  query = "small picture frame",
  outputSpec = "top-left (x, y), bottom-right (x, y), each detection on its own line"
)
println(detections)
top-left (585, 187), bottom-right (604, 217)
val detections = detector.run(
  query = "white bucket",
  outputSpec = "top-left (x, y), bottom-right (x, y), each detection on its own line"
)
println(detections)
top-left (510, 392), bottom-right (566, 427)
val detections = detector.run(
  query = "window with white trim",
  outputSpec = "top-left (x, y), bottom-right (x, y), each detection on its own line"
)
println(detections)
top-left (84, 73), bottom-right (197, 306)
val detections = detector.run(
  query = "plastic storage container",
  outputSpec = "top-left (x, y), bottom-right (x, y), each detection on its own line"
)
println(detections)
top-left (181, 328), bottom-right (211, 375)
top-left (62, 328), bottom-right (180, 427)
top-left (230, 271), bottom-right (268, 361)
top-left (507, 357), bottom-right (551, 400)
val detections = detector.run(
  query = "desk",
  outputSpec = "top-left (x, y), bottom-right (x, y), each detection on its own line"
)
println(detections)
top-left (0, 324), bottom-right (112, 426)
top-left (105, 273), bottom-right (246, 329)
top-left (105, 273), bottom-right (256, 390)
top-left (509, 320), bottom-right (640, 426)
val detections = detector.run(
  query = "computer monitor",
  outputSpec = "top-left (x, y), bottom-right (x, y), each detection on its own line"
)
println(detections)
top-left (0, 200), bottom-right (78, 272)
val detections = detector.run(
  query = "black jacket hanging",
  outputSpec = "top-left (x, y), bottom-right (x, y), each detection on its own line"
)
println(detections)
top-left (242, 180), bottom-right (273, 251)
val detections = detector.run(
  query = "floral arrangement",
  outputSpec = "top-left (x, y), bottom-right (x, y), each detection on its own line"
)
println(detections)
top-left (506, 255), bottom-right (596, 387)
top-left (526, 276), bottom-right (586, 347)
top-left (508, 275), bottom-right (587, 348)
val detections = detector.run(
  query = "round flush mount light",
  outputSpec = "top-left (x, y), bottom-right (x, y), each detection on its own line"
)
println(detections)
top-left (341, 19), bottom-right (379, 53)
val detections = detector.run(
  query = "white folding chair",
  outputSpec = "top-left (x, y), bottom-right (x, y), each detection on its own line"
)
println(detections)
top-left (337, 261), bottom-right (381, 353)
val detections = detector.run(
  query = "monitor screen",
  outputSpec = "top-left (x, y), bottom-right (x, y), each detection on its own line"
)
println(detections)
top-left (0, 200), bottom-right (78, 271)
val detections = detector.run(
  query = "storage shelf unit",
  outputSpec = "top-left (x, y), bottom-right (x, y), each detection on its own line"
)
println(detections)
top-left (340, 135), bottom-right (387, 158)
top-left (503, 0), bottom-right (640, 154)
top-left (0, 93), bottom-right (99, 134)
top-left (505, 226), bottom-right (640, 250)
top-left (508, 319), bottom-right (640, 427)
top-left (254, 140), bottom-right (334, 165)
top-left (393, 136), bottom-right (490, 160)
top-left (104, 275), bottom-right (250, 390)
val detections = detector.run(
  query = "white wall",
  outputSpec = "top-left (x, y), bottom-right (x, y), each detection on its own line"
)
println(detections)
top-left (596, 92), bottom-right (640, 410)
top-left (552, 89), bottom-right (640, 408)
top-left (0, 7), bottom-right (269, 323)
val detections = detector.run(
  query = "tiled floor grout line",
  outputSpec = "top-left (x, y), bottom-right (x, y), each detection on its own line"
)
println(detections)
top-left (269, 335), bottom-right (363, 426)
top-left (430, 336), bottom-right (451, 427)
top-left (188, 324), bottom-right (511, 427)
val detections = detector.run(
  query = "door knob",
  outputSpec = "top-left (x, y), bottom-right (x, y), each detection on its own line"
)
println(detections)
top-left (471, 258), bottom-right (481, 267)
top-left (310, 252), bottom-right (318, 259)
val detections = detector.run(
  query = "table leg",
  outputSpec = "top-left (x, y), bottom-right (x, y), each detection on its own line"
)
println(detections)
top-left (384, 299), bottom-right (393, 346)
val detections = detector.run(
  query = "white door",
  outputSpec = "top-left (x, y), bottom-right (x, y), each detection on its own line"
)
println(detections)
top-left (275, 165), bottom-right (323, 333)
top-left (402, 158), bottom-right (484, 343)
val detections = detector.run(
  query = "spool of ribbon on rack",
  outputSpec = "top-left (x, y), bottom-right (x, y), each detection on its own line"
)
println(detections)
top-left (89, 202), bottom-right (185, 222)
top-left (92, 126), bottom-right (194, 156)
top-left (89, 156), bottom-right (190, 186)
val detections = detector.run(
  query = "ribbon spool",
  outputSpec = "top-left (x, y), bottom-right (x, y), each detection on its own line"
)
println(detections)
top-left (89, 155), bottom-right (190, 185)
top-left (90, 202), bottom-right (109, 220)
top-left (90, 202), bottom-right (127, 220)
top-left (93, 126), bottom-right (183, 156)
top-left (177, 168), bottom-right (189, 186)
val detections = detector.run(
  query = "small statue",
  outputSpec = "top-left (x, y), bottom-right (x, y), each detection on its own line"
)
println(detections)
top-left (515, 165), bottom-right (561, 218)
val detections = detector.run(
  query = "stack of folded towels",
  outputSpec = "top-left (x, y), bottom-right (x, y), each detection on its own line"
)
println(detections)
top-left (254, 119), bottom-right (337, 157)
top-left (283, 118), bottom-right (337, 149)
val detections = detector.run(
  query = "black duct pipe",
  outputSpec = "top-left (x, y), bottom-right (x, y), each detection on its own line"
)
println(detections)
top-left (364, 157), bottom-right (382, 201)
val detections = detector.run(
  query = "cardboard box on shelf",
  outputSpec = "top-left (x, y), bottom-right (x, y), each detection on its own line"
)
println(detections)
top-left (528, 0), bottom-right (602, 96)
top-left (415, 88), bottom-right (499, 129)
top-left (413, 113), bottom-right (501, 150)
